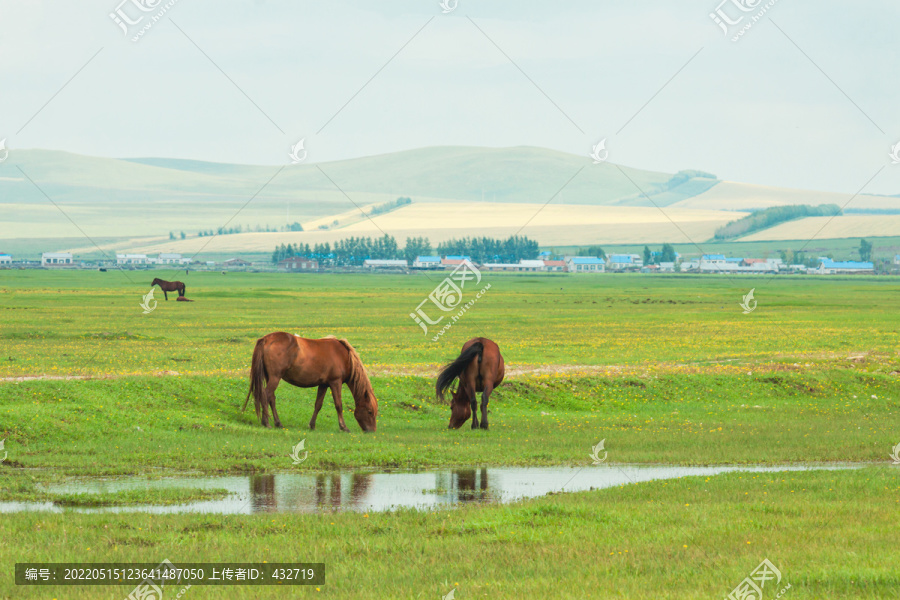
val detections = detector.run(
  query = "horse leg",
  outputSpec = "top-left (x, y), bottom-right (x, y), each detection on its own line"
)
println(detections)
top-left (309, 384), bottom-right (328, 430)
top-left (261, 377), bottom-right (280, 428)
top-left (330, 381), bottom-right (350, 432)
top-left (465, 381), bottom-right (479, 430)
top-left (269, 380), bottom-right (283, 429)
top-left (163, 289), bottom-right (168, 301)
top-left (479, 382), bottom-right (494, 430)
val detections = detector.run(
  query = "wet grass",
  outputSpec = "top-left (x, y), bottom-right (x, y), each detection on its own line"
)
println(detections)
top-left (1, 467), bottom-right (897, 598)
top-left (48, 487), bottom-right (230, 507)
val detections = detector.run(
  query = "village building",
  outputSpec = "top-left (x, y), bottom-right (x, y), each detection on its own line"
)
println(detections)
top-left (606, 254), bottom-right (642, 271)
top-left (223, 258), bottom-right (252, 268)
top-left (116, 253), bottom-right (150, 265)
top-left (658, 262), bottom-right (676, 273)
top-left (156, 253), bottom-right (192, 265)
top-left (278, 257), bottom-right (318, 271)
top-left (363, 259), bottom-right (408, 269)
top-left (813, 258), bottom-right (874, 275)
top-left (42, 252), bottom-right (74, 266)
top-left (413, 256), bottom-right (442, 269)
top-left (441, 255), bottom-right (472, 268)
top-left (565, 256), bottom-right (605, 273)
top-left (481, 260), bottom-right (544, 272)
top-left (0, 253), bottom-right (11, 265)
top-left (542, 260), bottom-right (566, 272)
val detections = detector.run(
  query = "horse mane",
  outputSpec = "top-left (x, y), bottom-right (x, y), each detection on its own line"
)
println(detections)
top-left (327, 336), bottom-right (376, 409)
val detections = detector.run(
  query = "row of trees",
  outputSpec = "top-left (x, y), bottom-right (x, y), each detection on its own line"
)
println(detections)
top-left (436, 235), bottom-right (539, 263)
top-left (714, 204), bottom-right (842, 240)
top-left (271, 234), bottom-right (539, 265)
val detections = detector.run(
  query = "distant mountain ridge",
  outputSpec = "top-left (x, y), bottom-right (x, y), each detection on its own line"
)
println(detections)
top-left (1, 145), bottom-right (894, 243)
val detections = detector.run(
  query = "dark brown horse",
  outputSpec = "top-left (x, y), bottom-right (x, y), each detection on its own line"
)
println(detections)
top-left (436, 337), bottom-right (505, 430)
top-left (151, 278), bottom-right (185, 300)
top-left (243, 332), bottom-right (378, 431)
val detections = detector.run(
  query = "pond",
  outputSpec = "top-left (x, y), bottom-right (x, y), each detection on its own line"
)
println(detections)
top-left (0, 464), bottom-right (855, 515)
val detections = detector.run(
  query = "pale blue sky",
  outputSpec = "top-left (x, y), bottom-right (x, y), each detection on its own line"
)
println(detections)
top-left (1, 0), bottom-right (898, 195)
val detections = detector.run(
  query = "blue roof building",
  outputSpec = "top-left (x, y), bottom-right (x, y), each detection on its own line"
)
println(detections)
top-left (565, 256), bottom-right (605, 273)
top-left (817, 258), bottom-right (873, 272)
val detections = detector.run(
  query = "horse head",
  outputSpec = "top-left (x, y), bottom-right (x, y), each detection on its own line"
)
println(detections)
top-left (447, 389), bottom-right (472, 429)
top-left (353, 389), bottom-right (378, 432)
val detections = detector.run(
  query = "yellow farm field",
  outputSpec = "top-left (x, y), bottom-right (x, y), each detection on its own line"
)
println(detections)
top-left (123, 202), bottom-right (746, 252)
top-left (739, 215), bottom-right (900, 241)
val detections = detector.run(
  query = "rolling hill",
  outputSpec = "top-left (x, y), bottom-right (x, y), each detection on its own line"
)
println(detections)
top-left (1, 145), bottom-right (897, 254)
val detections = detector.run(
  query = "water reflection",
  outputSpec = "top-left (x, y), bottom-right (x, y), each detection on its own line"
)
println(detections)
top-left (1, 465), bottom-right (856, 515)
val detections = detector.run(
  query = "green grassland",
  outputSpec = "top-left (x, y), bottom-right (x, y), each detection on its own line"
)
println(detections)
top-left (2, 270), bottom-right (899, 376)
top-left (1, 271), bottom-right (898, 598)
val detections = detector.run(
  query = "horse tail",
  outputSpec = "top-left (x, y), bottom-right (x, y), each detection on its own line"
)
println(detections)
top-left (243, 338), bottom-right (268, 420)
top-left (436, 341), bottom-right (484, 402)
top-left (180, 282), bottom-right (186, 297)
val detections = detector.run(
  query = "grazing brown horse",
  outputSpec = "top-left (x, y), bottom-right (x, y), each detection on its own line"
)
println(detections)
top-left (243, 332), bottom-right (378, 432)
top-left (436, 337), bottom-right (505, 430)
top-left (151, 278), bottom-right (185, 300)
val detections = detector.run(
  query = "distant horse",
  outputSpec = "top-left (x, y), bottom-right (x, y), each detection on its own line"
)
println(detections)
top-left (150, 278), bottom-right (185, 300)
top-left (243, 332), bottom-right (379, 431)
top-left (437, 337), bottom-right (505, 430)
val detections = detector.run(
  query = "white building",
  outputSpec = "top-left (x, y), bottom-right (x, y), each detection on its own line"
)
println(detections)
top-left (813, 258), bottom-right (874, 275)
top-left (363, 259), bottom-right (408, 269)
top-left (0, 253), bottom-right (11, 265)
top-left (699, 254), bottom-right (728, 272)
top-left (117, 253), bottom-right (150, 265)
top-left (42, 252), bottom-right (73, 266)
top-left (606, 254), bottom-right (642, 271)
top-left (156, 253), bottom-right (191, 265)
top-left (658, 262), bottom-right (676, 272)
top-left (565, 257), bottom-right (605, 273)
top-left (481, 260), bottom-right (545, 272)
top-left (413, 256), bottom-right (442, 269)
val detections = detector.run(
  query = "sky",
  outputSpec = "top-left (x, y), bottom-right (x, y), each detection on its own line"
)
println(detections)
top-left (1, 0), bottom-right (899, 195)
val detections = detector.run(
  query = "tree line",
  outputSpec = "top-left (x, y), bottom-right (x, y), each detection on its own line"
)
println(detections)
top-left (271, 234), bottom-right (539, 265)
top-left (714, 204), bottom-right (842, 241)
